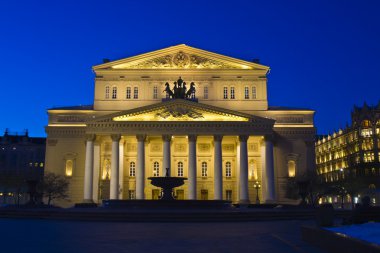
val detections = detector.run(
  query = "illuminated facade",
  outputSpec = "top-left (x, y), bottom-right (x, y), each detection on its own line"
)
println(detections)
top-left (316, 103), bottom-right (380, 205)
top-left (45, 45), bottom-right (316, 206)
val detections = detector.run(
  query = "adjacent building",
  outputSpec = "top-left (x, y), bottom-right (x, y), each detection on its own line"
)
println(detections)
top-left (316, 102), bottom-right (380, 206)
top-left (45, 44), bottom-right (316, 206)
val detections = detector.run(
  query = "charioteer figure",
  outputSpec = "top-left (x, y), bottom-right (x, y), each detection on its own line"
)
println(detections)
top-left (163, 77), bottom-right (196, 100)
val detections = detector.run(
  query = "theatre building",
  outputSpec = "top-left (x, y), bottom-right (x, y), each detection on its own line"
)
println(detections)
top-left (45, 44), bottom-right (316, 206)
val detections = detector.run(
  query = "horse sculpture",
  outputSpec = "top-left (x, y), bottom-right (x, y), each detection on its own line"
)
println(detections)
top-left (186, 82), bottom-right (196, 98)
top-left (163, 82), bottom-right (174, 98)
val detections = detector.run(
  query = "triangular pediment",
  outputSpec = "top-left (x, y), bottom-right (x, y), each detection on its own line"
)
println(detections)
top-left (93, 44), bottom-right (269, 71)
top-left (92, 100), bottom-right (273, 124)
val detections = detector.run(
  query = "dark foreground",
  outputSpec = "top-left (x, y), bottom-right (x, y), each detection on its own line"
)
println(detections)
top-left (0, 219), bottom-right (325, 253)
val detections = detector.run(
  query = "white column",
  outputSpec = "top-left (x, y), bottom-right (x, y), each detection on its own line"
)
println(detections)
top-left (83, 134), bottom-right (95, 203)
top-left (136, 134), bottom-right (146, 199)
top-left (162, 134), bottom-right (172, 176)
top-left (239, 135), bottom-right (249, 204)
top-left (110, 134), bottom-right (121, 200)
top-left (214, 135), bottom-right (223, 200)
top-left (92, 143), bottom-right (100, 202)
top-left (188, 134), bottom-right (197, 200)
top-left (118, 140), bottom-right (124, 199)
top-left (262, 135), bottom-right (275, 203)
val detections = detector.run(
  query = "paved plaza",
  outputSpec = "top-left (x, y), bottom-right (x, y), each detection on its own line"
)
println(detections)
top-left (0, 219), bottom-right (325, 253)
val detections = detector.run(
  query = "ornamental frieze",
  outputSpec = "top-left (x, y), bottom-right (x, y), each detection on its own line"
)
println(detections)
top-left (125, 51), bottom-right (240, 69)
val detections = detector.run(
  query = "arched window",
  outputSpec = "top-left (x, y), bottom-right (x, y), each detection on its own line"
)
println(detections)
top-left (65, 160), bottom-right (73, 177)
top-left (177, 162), bottom-right (183, 177)
top-left (225, 161), bottom-right (231, 177)
top-left (288, 160), bottom-right (296, 177)
top-left (153, 161), bottom-right (160, 177)
top-left (105, 86), bottom-right (110, 99)
top-left (126, 87), bottom-right (131, 99)
top-left (249, 160), bottom-right (257, 180)
top-left (133, 87), bottom-right (139, 99)
top-left (361, 120), bottom-right (373, 137)
top-left (230, 87), bottom-right (235, 99)
top-left (252, 86), bottom-right (257, 99)
top-left (129, 161), bottom-right (136, 177)
top-left (201, 162), bottom-right (208, 177)
top-left (112, 86), bottom-right (117, 99)
top-left (244, 86), bottom-right (249, 99)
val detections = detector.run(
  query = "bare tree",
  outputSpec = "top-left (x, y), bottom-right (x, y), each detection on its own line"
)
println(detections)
top-left (41, 172), bottom-right (69, 206)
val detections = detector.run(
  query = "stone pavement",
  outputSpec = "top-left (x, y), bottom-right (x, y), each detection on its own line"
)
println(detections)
top-left (0, 219), bottom-right (326, 253)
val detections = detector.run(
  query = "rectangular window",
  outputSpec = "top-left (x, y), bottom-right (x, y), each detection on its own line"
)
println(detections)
top-left (225, 162), bottom-right (232, 177)
top-left (252, 86), bottom-right (257, 99)
top-left (129, 162), bottom-right (136, 177)
top-left (201, 162), bottom-right (208, 177)
top-left (230, 87), bottom-right (235, 99)
top-left (105, 86), bottom-right (110, 99)
top-left (133, 87), bottom-right (139, 99)
top-left (126, 87), bottom-right (131, 99)
top-left (244, 86), bottom-right (249, 99)
top-left (153, 86), bottom-right (158, 99)
top-left (128, 190), bottom-right (135, 200)
top-left (203, 86), bottom-right (208, 99)
top-left (226, 190), bottom-right (232, 201)
top-left (223, 87), bottom-right (228, 99)
top-left (112, 87), bottom-right (117, 99)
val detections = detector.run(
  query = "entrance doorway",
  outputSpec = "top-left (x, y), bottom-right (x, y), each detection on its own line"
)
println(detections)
top-left (201, 189), bottom-right (208, 200)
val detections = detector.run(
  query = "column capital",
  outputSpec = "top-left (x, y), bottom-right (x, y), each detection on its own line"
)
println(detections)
top-left (213, 134), bottom-right (223, 142)
top-left (162, 134), bottom-right (172, 142)
top-left (239, 135), bottom-right (249, 142)
top-left (85, 134), bottom-right (96, 142)
top-left (188, 134), bottom-right (197, 142)
top-left (136, 134), bottom-right (147, 142)
top-left (111, 134), bottom-right (121, 142)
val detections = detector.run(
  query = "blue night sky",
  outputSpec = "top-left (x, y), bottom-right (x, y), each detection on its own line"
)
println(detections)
top-left (1, 0), bottom-right (379, 137)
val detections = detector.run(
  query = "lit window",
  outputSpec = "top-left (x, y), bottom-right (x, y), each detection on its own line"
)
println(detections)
top-left (133, 87), bottom-right (139, 99)
top-left (204, 86), bottom-right (208, 99)
top-left (288, 160), bottom-right (296, 177)
top-left (126, 87), bottom-right (131, 99)
top-left (112, 87), bottom-right (117, 99)
top-left (34, 162), bottom-right (38, 167)
top-left (226, 190), bottom-right (232, 201)
top-left (201, 162), bottom-right (208, 177)
top-left (105, 86), bottom-right (110, 99)
top-left (177, 162), bottom-right (183, 177)
top-left (244, 86), bottom-right (249, 99)
top-left (153, 161), bottom-right (160, 177)
top-left (102, 159), bottom-right (111, 180)
top-left (225, 161), bottom-right (231, 177)
top-left (153, 86), bottom-right (158, 99)
top-left (65, 160), bottom-right (73, 177)
top-left (40, 163), bottom-right (44, 168)
top-left (249, 160), bottom-right (257, 180)
top-left (223, 87), bottom-right (228, 99)
top-left (230, 87), bottom-right (235, 99)
top-left (252, 86), bottom-right (257, 99)
top-left (129, 162), bottom-right (136, 177)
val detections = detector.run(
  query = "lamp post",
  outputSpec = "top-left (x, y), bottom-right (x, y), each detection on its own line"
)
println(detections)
top-left (253, 180), bottom-right (261, 204)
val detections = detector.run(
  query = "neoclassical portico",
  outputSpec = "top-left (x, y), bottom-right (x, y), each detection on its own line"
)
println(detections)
top-left (45, 44), bottom-right (316, 207)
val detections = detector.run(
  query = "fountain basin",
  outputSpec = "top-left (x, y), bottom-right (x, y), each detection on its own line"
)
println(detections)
top-left (148, 176), bottom-right (187, 200)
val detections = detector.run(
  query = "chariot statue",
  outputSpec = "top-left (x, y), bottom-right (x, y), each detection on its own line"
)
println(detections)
top-left (163, 77), bottom-right (196, 100)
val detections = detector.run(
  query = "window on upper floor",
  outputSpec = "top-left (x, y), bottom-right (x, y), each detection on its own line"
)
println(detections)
top-left (134, 87), bottom-right (139, 99)
top-left (225, 161), bottom-right (232, 177)
top-left (126, 87), bottom-right (131, 99)
top-left (230, 87), bottom-right (235, 99)
top-left (129, 161), bottom-right (136, 177)
top-left (204, 86), bottom-right (208, 99)
top-left (112, 87), bottom-right (117, 99)
top-left (65, 159), bottom-right (73, 177)
top-left (153, 86), bottom-right (158, 99)
top-left (153, 161), bottom-right (160, 176)
top-left (177, 162), bottom-right (184, 177)
top-left (105, 86), bottom-right (110, 99)
top-left (201, 162), bottom-right (208, 177)
top-left (252, 86), bottom-right (257, 99)
top-left (244, 86), bottom-right (249, 99)
top-left (223, 87), bottom-right (228, 99)
top-left (288, 160), bottom-right (296, 177)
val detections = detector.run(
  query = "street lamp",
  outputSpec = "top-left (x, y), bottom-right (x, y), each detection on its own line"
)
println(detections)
top-left (253, 180), bottom-right (261, 204)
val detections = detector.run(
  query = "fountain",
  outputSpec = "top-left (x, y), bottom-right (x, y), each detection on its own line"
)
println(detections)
top-left (148, 168), bottom-right (187, 200)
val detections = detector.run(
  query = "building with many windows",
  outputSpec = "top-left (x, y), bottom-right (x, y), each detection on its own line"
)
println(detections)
top-left (45, 44), bottom-right (316, 206)
top-left (316, 102), bottom-right (380, 206)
